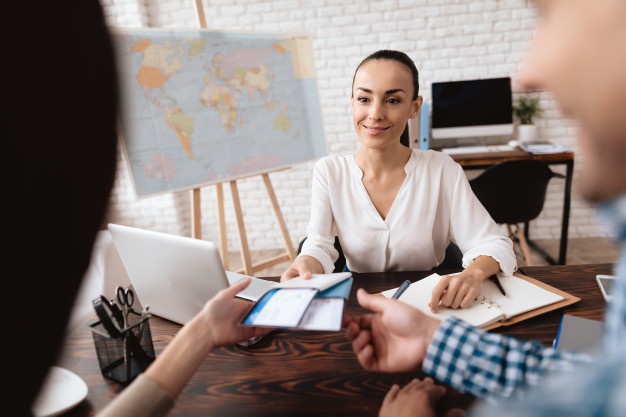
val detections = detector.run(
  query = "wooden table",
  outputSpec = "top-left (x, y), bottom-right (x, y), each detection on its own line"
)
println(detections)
top-left (58, 263), bottom-right (612, 417)
top-left (447, 146), bottom-right (575, 265)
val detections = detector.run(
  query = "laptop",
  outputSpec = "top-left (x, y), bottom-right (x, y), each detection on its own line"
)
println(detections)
top-left (107, 223), bottom-right (276, 324)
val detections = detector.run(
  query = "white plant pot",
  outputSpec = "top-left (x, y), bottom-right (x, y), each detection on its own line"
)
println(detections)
top-left (518, 124), bottom-right (538, 143)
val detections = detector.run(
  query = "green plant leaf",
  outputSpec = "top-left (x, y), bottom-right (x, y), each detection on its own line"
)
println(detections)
top-left (513, 94), bottom-right (542, 125)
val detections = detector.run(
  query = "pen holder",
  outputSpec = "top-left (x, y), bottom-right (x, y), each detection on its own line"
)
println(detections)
top-left (90, 309), bottom-right (156, 385)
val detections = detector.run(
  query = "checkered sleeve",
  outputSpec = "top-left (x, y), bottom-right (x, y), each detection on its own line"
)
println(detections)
top-left (422, 317), bottom-right (592, 402)
top-left (467, 350), bottom-right (626, 417)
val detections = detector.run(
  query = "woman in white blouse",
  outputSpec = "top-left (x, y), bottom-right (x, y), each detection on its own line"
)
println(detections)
top-left (281, 50), bottom-right (517, 311)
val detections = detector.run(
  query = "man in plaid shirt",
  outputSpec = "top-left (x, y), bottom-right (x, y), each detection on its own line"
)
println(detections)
top-left (345, 1), bottom-right (626, 416)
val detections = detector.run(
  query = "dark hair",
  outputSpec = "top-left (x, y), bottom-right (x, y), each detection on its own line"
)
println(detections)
top-left (12, 1), bottom-right (119, 415)
top-left (351, 50), bottom-right (420, 99)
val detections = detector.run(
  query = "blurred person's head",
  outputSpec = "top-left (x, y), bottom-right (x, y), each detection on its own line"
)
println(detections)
top-left (517, 0), bottom-right (626, 204)
top-left (10, 1), bottom-right (119, 415)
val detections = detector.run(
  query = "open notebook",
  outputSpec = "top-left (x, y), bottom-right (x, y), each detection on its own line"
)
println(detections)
top-left (382, 272), bottom-right (580, 330)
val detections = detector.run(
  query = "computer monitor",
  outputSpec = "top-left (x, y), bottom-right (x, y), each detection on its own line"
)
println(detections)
top-left (430, 77), bottom-right (514, 142)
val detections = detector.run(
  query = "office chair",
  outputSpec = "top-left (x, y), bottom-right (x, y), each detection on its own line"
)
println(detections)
top-left (469, 159), bottom-right (565, 266)
top-left (432, 242), bottom-right (463, 272)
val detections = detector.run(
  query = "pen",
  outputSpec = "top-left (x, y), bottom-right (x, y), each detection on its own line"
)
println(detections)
top-left (489, 275), bottom-right (507, 296)
top-left (392, 280), bottom-right (411, 299)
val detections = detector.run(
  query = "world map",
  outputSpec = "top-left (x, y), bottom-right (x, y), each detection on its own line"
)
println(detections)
top-left (112, 29), bottom-right (326, 197)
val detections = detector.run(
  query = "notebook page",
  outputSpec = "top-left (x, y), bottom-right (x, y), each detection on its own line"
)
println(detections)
top-left (382, 273), bottom-right (504, 327)
top-left (483, 274), bottom-right (565, 319)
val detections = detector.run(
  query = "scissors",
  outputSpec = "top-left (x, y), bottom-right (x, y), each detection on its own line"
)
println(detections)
top-left (116, 286), bottom-right (135, 329)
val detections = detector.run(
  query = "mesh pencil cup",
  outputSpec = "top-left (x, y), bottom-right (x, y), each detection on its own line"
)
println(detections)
top-left (90, 309), bottom-right (155, 385)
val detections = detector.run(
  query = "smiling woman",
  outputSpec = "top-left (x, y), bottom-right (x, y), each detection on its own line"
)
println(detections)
top-left (281, 49), bottom-right (517, 315)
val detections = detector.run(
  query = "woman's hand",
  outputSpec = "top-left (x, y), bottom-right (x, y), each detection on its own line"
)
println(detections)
top-left (429, 255), bottom-right (500, 313)
top-left (280, 255), bottom-right (323, 282)
top-left (429, 270), bottom-right (484, 313)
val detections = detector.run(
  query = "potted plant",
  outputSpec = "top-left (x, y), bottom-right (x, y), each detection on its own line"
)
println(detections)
top-left (513, 94), bottom-right (542, 142)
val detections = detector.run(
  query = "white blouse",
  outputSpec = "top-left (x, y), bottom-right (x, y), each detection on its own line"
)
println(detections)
top-left (299, 149), bottom-right (517, 275)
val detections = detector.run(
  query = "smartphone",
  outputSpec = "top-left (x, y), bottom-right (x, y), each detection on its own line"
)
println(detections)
top-left (596, 275), bottom-right (616, 302)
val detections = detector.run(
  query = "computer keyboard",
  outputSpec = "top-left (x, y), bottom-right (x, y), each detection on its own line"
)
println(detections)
top-left (441, 144), bottom-right (516, 155)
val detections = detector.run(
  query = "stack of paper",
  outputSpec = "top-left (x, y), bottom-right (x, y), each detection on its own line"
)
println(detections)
top-left (519, 141), bottom-right (571, 154)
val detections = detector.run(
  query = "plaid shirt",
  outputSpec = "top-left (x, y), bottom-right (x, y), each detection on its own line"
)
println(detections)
top-left (469, 350), bottom-right (626, 417)
top-left (423, 195), bottom-right (626, 409)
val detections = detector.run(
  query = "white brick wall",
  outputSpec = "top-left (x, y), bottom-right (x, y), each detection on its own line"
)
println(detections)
top-left (100, 0), bottom-right (612, 255)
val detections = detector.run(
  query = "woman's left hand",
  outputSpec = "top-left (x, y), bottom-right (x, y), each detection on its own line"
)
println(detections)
top-left (428, 270), bottom-right (484, 313)
top-left (428, 255), bottom-right (501, 313)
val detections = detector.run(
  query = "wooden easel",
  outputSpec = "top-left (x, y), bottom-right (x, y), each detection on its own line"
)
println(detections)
top-left (190, 1), bottom-right (296, 275)
top-left (190, 173), bottom-right (296, 275)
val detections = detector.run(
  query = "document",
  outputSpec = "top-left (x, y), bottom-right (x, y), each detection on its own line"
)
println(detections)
top-left (240, 273), bottom-right (353, 331)
top-left (519, 141), bottom-right (571, 154)
top-left (228, 271), bottom-right (352, 302)
top-left (276, 272), bottom-right (352, 291)
top-left (381, 273), bottom-right (579, 330)
top-left (243, 288), bottom-right (318, 328)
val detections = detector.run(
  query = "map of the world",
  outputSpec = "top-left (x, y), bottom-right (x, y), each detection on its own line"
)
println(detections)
top-left (111, 29), bottom-right (326, 197)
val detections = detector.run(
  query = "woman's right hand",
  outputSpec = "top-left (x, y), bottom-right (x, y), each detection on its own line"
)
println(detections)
top-left (280, 255), bottom-right (324, 282)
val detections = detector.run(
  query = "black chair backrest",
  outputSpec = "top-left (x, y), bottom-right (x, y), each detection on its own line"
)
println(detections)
top-left (431, 242), bottom-right (463, 272)
top-left (469, 159), bottom-right (559, 224)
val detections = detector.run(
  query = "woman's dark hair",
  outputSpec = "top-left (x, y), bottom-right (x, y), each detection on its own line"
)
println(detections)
top-left (351, 50), bottom-right (420, 99)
